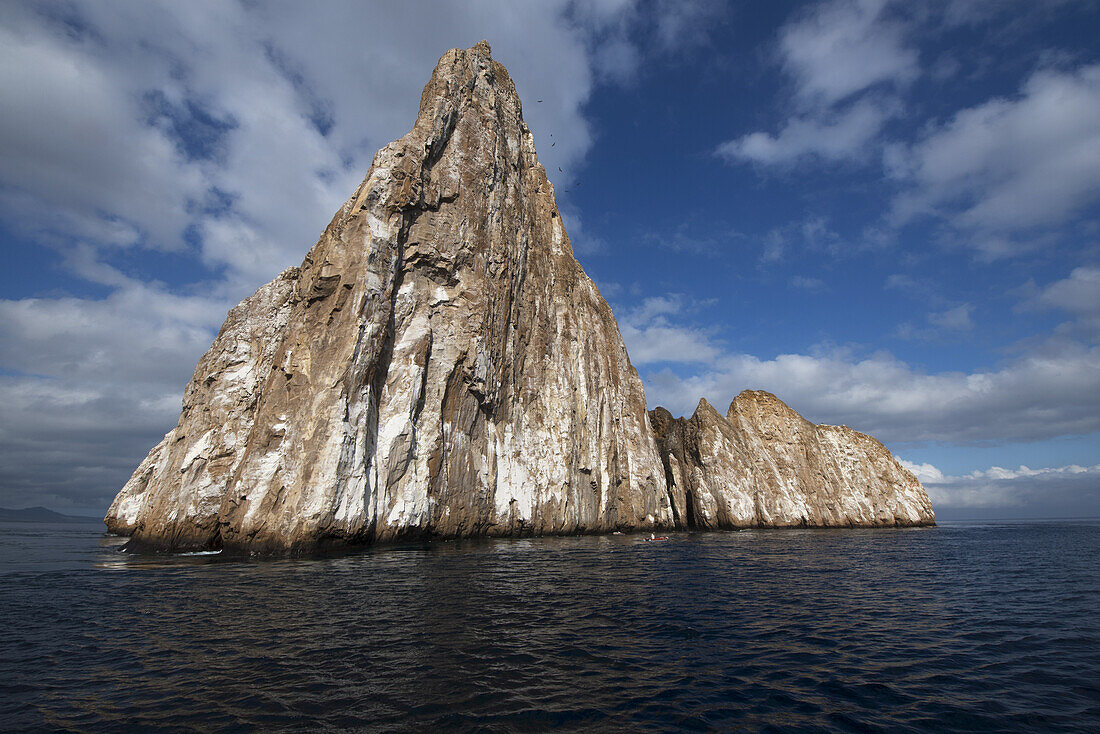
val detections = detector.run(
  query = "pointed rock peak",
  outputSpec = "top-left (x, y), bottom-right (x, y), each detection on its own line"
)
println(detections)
top-left (416, 41), bottom-right (519, 123)
top-left (728, 389), bottom-right (791, 417)
top-left (728, 390), bottom-right (820, 436)
top-left (734, 388), bottom-right (781, 403)
top-left (649, 406), bottom-right (676, 426)
top-left (693, 397), bottom-right (723, 421)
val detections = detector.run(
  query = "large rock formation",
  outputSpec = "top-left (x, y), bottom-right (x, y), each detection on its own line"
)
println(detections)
top-left (106, 41), bottom-right (672, 551)
top-left (105, 43), bottom-right (933, 552)
top-left (650, 391), bottom-right (935, 528)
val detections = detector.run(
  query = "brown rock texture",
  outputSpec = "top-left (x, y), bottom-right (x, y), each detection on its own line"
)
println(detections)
top-left (650, 391), bottom-right (935, 528)
top-left (105, 42), bottom-right (672, 551)
top-left (105, 43), bottom-right (935, 552)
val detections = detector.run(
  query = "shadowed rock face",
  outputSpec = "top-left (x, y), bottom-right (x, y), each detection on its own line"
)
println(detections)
top-left (650, 391), bottom-right (936, 528)
top-left (105, 41), bottom-right (672, 551)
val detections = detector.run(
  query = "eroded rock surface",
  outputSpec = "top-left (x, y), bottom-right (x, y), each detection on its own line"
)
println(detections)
top-left (106, 42), bottom-right (672, 551)
top-left (650, 391), bottom-right (935, 528)
top-left (106, 43), bottom-right (934, 552)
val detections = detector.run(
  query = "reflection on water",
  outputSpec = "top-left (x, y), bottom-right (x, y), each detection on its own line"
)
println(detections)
top-left (2, 520), bottom-right (1099, 731)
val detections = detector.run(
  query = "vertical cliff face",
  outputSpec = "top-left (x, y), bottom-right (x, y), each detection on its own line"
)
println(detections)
top-left (650, 391), bottom-right (935, 528)
top-left (105, 42), bottom-right (672, 551)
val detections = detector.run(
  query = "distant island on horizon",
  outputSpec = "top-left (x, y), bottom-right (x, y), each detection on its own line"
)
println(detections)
top-left (0, 506), bottom-right (101, 523)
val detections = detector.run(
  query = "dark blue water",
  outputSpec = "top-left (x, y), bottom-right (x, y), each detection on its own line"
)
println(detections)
top-left (2, 520), bottom-right (1098, 732)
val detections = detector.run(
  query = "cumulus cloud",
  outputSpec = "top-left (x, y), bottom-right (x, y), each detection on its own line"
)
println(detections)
top-left (890, 64), bottom-right (1100, 241)
top-left (884, 273), bottom-right (938, 300)
top-left (721, 1), bottom-right (1100, 265)
top-left (639, 220), bottom-right (744, 256)
top-left (897, 303), bottom-right (975, 340)
top-left (928, 304), bottom-right (974, 331)
top-left (0, 277), bottom-right (233, 513)
top-left (643, 340), bottom-right (1100, 444)
top-left (896, 459), bottom-right (944, 484)
top-left (717, 0), bottom-right (915, 167)
top-left (1, 0), bottom-right (720, 286)
top-left (897, 303), bottom-right (976, 343)
top-left (617, 295), bottom-right (724, 366)
top-left (898, 459), bottom-right (1100, 517)
top-left (779, 0), bottom-right (918, 107)
top-left (717, 99), bottom-right (894, 166)
top-left (0, 13), bottom-right (207, 251)
top-left (1022, 266), bottom-right (1100, 342)
top-left (0, 0), bottom-right (628, 291)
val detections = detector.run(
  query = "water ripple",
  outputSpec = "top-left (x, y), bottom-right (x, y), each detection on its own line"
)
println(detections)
top-left (1, 521), bottom-right (1098, 732)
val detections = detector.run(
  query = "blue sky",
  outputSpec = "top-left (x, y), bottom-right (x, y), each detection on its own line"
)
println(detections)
top-left (1, 0), bottom-right (1098, 519)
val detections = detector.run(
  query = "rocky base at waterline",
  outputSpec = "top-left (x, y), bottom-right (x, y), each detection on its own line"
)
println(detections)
top-left (104, 42), bottom-right (933, 553)
top-left (650, 391), bottom-right (935, 529)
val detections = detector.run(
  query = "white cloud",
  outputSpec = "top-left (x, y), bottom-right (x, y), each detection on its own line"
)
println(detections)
top-left (717, 98), bottom-right (894, 166)
top-left (897, 459), bottom-right (944, 484)
top-left (897, 459), bottom-right (1100, 513)
top-left (0, 275), bottom-right (233, 513)
top-left (1, 0), bottom-right (723, 291)
top-left (1024, 266), bottom-right (1100, 341)
top-left (0, 286), bottom-right (228, 389)
top-left (0, 0), bottom-right (627, 293)
top-left (895, 303), bottom-right (974, 341)
top-left (723, 2), bottom-right (1100, 262)
top-left (1037, 266), bottom-right (1100, 315)
top-left (717, 0), bottom-right (916, 168)
top-left (968, 464), bottom-right (1098, 481)
top-left (928, 303), bottom-right (974, 331)
top-left (891, 64), bottom-right (1100, 237)
top-left (884, 273), bottom-right (939, 301)
top-left (617, 295), bottom-right (724, 366)
top-left (779, 0), bottom-right (918, 107)
top-left (651, 0), bottom-right (725, 51)
top-left (557, 201), bottom-right (608, 256)
top-left (642, 340), bottom-right (1100, 444)
top-left (640, 221), bottom-right (744, 255)
top-left (0, 12), bottom-right (207, 251)
top-left (940, 0), bottom-right (1084, 28)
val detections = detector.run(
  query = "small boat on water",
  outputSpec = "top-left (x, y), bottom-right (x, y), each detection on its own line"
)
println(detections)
top-left (643, 533), bottom-right (670, 542)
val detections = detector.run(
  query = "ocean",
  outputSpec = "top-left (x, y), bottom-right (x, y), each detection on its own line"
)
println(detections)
top-left (2, 519), bottom-right (1098, 732)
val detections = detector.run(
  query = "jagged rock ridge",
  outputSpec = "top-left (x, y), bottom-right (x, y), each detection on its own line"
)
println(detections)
top-left (106, 42), bottom-right (672, 551)
top-left (650, 391), bottom-right (935, 528)
top-left (105, 43), bottom-right (933, 552)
